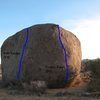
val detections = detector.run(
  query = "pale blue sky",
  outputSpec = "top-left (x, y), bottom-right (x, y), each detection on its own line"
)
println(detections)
top-left (0, 0), bottom-right (100, 60)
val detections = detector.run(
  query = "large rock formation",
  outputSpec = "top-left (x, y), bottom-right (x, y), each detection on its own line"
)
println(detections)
top-left (1, 24), bottom-right (82, 88)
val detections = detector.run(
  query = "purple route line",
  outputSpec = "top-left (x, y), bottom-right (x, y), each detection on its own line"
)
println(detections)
top-left (16, 28), bottom-right (29, 80)
top-left (57, 25), bottom-right (68, 81)
top-left (16, 25), bottom-right (68, 81)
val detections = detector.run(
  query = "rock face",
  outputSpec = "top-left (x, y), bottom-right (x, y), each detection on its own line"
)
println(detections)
top-left (1, 24), bottom-right (82, 87)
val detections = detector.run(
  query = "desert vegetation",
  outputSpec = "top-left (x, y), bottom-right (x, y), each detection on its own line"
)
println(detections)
top-left (81, 58), bottom-right (100, 92)
top-left (0, 61), bottom-right (100, 100)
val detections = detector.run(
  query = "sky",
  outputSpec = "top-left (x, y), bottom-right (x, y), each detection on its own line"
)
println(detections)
top-left (0, 0), bottom-right (100, 63)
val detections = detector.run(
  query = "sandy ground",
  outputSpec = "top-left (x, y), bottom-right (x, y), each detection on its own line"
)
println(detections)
top-left (0, 88), bottom-right (100, 100)
top-left (0, 80), bottom-right (99, 100)
top-left (0, 65), bottom-right (100, 100)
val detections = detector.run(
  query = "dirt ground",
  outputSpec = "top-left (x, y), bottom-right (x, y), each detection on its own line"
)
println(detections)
top-left (0, 80), bottom-right (100, 100)
top-left (0, 64), bottom-right (100, 100)
top-left (0, 88), bottom-right (100, 100)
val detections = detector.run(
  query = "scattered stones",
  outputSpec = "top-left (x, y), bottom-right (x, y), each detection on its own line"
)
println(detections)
top-left (22, 80), bottom-right (47, 93)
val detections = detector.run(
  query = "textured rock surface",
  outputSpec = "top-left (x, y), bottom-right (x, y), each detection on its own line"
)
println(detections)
top-left (1, 24), bottom-right (82, 87)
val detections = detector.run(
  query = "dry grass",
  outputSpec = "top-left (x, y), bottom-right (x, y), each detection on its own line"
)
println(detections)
top-left (0, 88), bottom-right (99, 100)
top-left (0, 64), bottom-right (100, 100)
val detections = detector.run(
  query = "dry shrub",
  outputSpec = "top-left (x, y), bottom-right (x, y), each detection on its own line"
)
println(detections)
top-left (22, 80), bottom-right (47, 94)
top-left (82, 58), bottom-right (100, 92)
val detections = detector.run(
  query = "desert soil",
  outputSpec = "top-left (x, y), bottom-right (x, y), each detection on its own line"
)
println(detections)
top-left (0, 64), bottom-right (100, 100)
top-left (0, 88), bottom-right (100, 100)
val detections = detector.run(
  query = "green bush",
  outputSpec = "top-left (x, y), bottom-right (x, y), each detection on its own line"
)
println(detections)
top-left (84, 58), bottom-right (100, 92)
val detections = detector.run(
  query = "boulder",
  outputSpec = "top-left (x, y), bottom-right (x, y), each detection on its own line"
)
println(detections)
top-left (1, 24), bottom-right (82, 88)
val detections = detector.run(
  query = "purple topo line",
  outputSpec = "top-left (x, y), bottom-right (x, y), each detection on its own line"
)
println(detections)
top-left (16, 25), bottom-right (68, 81)
top-left (57, 25), bottom-right (68, 81)
top-left (16, 28), bottom-right (29, 80)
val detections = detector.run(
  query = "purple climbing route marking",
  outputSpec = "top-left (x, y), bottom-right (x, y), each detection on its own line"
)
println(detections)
top-left (16, 25), bottom-right (68, 82)
top-left (57, 25), bottom-right (68, 81)
top-left (16, 28), bottom-right (29, 80)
